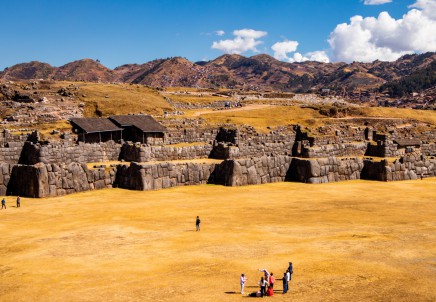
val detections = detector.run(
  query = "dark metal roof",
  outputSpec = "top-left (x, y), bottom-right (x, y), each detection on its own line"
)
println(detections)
top-left (70, 118), bottom-right (122, 133)
top-left (393, 139), bottom-right (421, 147)
top-left (109, 115), bottom-right (167, 133)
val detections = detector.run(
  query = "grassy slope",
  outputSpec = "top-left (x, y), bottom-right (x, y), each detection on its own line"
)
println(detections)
top-left (72, 82), bottom-right (172, 117)
top-left (0, 179), bottom-right (435, 301)
top-left (195, 106), bottom-right (436, 132)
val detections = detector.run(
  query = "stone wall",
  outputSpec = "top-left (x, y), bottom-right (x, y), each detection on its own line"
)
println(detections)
top-left (0, 163), bottom-right (12, 195)
top-left (8, 162), bottom-right (114, 197)
top-left (115, 161), bottom-right (218, 190)
top-left (287, 157), bottom-right (364, 184)
top-left (422, 143), bottom-right (436, 156)
top-left (19, 141), bottom-right (121, 165)
top-left (0, 142), bottom-right (25, 164)
top-left (365, 140), bottom-right (401, 157)
top-left (119, 143), bottom-right (213, 162)
top-left (302, 142), bottom-right (367, 158)
top-left (362, 154), bottom-right (436, 181)
top-left (222, 156), bottom-right (292, 186)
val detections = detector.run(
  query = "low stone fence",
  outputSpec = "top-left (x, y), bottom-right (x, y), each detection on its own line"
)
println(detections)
top-left (119, 143), bottom-right (213, 162)
top-left (302, 142), bottom-right (367, 158)
top-left (19, 141), bottom-right (121, 165)
top-left (8, 162), bottom-right (114, 197)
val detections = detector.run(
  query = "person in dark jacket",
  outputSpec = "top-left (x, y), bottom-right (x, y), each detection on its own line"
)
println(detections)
top-left (196, 216), bottom-right (201, 231)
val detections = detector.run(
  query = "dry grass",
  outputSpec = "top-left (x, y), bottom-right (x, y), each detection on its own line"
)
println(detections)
top-left (358, 107), bottom-right (436, 125)
top-left (165, 94), bottom-right (227, 104)
top-left (197, 106), bottom-right (326, 132)
top-left (187, 105), bottom-right (436, 132)
top-left (71, 82), bottom-right (172, 117)
top-left (1, 179), bottom-right (435, 301)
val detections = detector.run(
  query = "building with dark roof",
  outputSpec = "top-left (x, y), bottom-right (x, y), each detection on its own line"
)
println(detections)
top-left (109, 115), bottom-right (166, 144)
top-left (70, 118), bottom-right (122, 143)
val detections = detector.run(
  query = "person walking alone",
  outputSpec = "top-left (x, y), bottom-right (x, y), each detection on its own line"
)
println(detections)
top-left (240, 273), bottom-right (247, 294)
top-left (16, 196), bottom-right (20, 208)
top-left (1, 198), bottom-right (6, 209)
top-left (195, 216), bottom-right (201, 231)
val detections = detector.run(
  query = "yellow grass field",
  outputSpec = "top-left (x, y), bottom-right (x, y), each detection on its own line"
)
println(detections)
top-left (1, 179), bottom-right (435, 301)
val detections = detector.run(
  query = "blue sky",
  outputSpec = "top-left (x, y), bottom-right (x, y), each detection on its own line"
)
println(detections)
top-left (0, 0), bottom-right (434, 70)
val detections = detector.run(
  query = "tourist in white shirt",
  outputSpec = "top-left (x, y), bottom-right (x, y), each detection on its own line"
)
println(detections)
top-left (240, 273), bottom-right (247, 294)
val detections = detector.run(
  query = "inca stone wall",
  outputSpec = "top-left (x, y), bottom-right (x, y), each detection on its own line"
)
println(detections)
top-left (231, 142), bottom-right (294, 159)
top-left (365, 140), bottom-right (403, 157)
top-left (115, 161), bottom-right (218, 190)
top-left (221, 156), bottom-right (292, 186)
top-left (422, 143), bottom-right (436, 156)
top-left (0, 163), bottom-right (12, 195)
top-left (119, 143), bottom-right (214, 162)
top-left (19, 141), bottom-right (121, 165)
top-left (8, 162), bottom-right (114, 197)
top-left (0, 142), bottom-right (25, 164)
top-left (362, 154), bottom-right (436, 181)
top-left (287, 157), bottom-right (364, 184)
top-left (302, 142), bottom-right (367, 158)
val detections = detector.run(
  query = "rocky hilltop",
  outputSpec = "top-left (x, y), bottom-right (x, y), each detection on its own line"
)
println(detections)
top-left (1, 53), bottom-right (435, 94)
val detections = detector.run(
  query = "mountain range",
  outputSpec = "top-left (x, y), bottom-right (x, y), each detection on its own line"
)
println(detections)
top-left (1, 52), bottom-right (435, 93)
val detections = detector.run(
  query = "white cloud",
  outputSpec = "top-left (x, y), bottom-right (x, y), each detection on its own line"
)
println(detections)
top-left (304, 51), bottom-right (331, 63)
top-left (271, 40), bottom-right (330, 63)
top-left (211, 29), bottom-right (267, 54)
top-left (328, 1), bottom-right (436, 62)
top-left (215, 30), bottom-right (225, 36)
top-left (271, 40), bottom-right (299, 60)
top-left (410, 0), bottom-right (436, 19)
top-left (288, 51), bottom-right (330, 63)
top-left (363, 0), bottom-right (392, 5)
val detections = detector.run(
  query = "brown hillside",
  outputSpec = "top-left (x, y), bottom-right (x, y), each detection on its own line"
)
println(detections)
top-left (54, 59), bottom-right (115, 82)
top-left (1, 53), bottom-right (434, 93)
top-left (0, 61), bottom-right (56, 80)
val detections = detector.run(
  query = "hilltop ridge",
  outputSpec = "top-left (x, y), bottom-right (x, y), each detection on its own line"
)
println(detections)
top-left (1, 53), bottom-right (435, 94)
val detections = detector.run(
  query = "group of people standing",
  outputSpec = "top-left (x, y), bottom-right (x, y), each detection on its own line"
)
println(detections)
top-left (1, 196), bottom-right (20, 209)
top-left (241, 262), bottom-right (294, 297)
